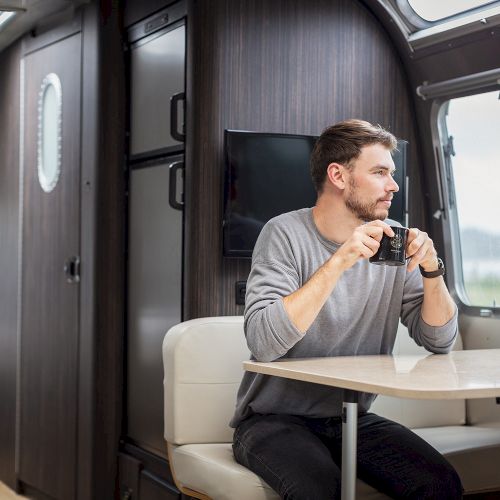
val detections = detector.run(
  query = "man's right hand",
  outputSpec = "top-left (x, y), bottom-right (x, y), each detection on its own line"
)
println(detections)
top-left (332, 220), bottom-right (395, 271)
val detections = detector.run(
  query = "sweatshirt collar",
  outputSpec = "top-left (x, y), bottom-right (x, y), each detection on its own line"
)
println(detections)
top-left (307, 208), bottom-right (342, 251)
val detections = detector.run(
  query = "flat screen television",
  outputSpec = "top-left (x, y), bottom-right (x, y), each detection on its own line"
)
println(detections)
top-left (222, 130), bottom-right (407, 258)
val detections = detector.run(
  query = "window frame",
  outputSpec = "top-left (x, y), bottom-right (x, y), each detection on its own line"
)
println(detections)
top-left (374, 0), bottom-right (500, 52)
top-left (430, 93), bottom-right (500, 319)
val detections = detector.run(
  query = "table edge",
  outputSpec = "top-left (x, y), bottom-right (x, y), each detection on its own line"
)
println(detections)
top-left (243, 360), bottom-right (500, 400)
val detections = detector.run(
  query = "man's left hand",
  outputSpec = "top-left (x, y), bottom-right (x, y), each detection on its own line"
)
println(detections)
top-left (406, 228), bottom-right (439, 273)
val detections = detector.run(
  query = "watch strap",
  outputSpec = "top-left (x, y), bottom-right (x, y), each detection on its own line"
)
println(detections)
top-left (419, 257), bottom-right (445, 278)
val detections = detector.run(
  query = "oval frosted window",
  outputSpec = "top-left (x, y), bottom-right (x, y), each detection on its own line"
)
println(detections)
top-left (37, 73), bottom-right (62, 193)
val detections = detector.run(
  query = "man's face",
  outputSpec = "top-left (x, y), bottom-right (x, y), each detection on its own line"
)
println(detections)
top-left (343, 143), bottom-right (399, 222)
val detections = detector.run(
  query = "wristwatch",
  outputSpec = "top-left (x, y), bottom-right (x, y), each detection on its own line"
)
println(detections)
top-left (419, 257), bottom-right (445, 278)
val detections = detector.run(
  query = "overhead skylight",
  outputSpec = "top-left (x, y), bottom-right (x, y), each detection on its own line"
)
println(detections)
top-left (407, 0), bottom-right (496, 22)
top-left (0, 10), bottom-right (16, 28)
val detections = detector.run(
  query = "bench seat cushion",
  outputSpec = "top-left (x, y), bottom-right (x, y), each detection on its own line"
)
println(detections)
top-left (171, 443), bottom-right (393, 500)
top-left (170, 443), bottom-right (280, 500)
top-left (414, 422), bottom-right (500, 494)
top-left (171, 423), bottom-right (500, 499)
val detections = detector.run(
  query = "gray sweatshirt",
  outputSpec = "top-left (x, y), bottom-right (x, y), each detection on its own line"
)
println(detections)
top-left (230, 208), bottom-right (458, 427)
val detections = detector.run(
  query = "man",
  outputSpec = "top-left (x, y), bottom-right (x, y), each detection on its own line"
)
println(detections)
top-left (230, 120), bottom-right (463, 499)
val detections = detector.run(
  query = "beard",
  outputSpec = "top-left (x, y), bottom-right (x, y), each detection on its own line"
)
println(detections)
top-left (345, 177), bottom-right (388, 222)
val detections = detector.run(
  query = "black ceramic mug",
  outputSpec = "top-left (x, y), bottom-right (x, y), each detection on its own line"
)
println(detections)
top-left (369, 226), bottom-right (409, 266)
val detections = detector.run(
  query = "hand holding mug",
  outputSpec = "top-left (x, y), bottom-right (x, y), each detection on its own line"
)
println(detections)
top-left (405, 228), bottom-right (439, 273)
top-left (335, 220), bottom-right (394, 271)
top-left (369, 226), bottom-right (409, 266)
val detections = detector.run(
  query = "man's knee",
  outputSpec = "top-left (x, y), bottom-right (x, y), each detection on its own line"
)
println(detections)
top-left (233, 415), bottom-right (343, 500)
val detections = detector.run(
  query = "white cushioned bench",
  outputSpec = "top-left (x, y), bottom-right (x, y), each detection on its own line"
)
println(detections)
top-left (162, 316), bottom-right (500, 499)
top-left (370, 323), bottom-right (500, 497)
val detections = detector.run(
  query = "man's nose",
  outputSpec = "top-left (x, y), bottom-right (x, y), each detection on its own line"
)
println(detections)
top-left (387, 176), bottom-right (399, 192)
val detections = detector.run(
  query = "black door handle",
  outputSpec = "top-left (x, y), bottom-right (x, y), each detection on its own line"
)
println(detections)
top-left (169, 161), bottom-right (184, 210)
top-left (170, 92), bottom-right (185, 142)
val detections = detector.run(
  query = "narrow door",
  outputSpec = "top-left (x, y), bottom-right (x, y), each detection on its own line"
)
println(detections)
top-left (19, 33), bottom-right (81, 499)
top-left (127, 157), bottom-right (184, 456)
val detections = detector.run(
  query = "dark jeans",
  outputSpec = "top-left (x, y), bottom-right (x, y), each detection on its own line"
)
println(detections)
top-left (233, 413), bottom-right (463, 499)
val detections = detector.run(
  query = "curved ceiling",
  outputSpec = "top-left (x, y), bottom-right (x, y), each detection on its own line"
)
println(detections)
top-left (0, 0), bottom-right (89, 53)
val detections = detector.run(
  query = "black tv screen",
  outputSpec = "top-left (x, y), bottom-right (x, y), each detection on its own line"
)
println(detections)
top-left (223, 130), bottom-right (318, 257)
top-left (222, 130), bottom-right (407, 258)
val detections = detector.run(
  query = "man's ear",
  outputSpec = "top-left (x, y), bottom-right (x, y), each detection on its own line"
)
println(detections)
top-left (326, 162), bottom-right (347, 190)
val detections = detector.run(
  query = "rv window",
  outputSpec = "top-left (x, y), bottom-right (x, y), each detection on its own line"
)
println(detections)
top-left (407, 0), bottom-right (496, 22)
top-left (442, 91), bottom-right (500, 308)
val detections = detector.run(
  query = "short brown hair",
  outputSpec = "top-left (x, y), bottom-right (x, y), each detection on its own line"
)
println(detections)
top-left (310, 119), bottom-right (397, 192)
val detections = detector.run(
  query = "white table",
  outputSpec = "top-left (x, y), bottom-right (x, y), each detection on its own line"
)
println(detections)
top-left (244, 349), bottom-right (500, 500)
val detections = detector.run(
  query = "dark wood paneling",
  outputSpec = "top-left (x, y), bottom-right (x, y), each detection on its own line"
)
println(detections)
top-left (19, 33), bottom-right (81, 499)
top-left (91, 2), bottom-right (126, 498)
top-left (77, 3), bottom-right (126, 500)
top-left (0, 39), bottom-right (21, 491)
top-left (185, 0), bottom-right (421, 319)
top-left (77, 5), bottom-right (99, 496)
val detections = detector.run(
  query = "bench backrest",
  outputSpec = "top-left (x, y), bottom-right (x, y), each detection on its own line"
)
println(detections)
top-left (163, 316), bottom-right (246, 445)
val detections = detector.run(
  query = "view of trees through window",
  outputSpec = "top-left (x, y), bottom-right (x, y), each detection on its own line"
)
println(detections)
top-left (445, 91), bottom-right (500, 308)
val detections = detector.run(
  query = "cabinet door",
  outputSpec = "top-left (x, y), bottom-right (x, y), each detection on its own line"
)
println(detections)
top-left (19, 33), bottom-right (81, 499)
top-left (127, 158), bottom-right (183, 456)
top-left (130, 23), bottom-right (185, 156)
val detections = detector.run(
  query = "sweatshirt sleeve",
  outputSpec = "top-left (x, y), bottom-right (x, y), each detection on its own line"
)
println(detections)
top-left (400, 266), bottom-right (458, 354)
top-left (243, 220), bottom-right (305, 362)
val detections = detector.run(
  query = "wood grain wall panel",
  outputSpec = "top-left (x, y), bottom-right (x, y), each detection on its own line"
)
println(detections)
top-left (91, 5), bottom-right (126, 497)
top-left (0, 39), bottom-right (21, 490)
top-left (186, 0), bottom-right (422, 319)
top-left (76, 4), bottom-right (126, 499)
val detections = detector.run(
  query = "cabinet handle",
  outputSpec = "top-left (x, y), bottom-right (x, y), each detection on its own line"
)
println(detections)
top-left (170, 91), bottom-right (185, 142)
top-left (169, 161), bottom-right (184, 210)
